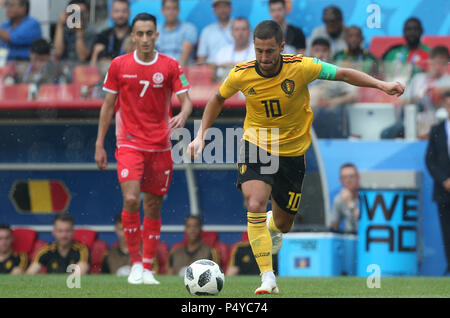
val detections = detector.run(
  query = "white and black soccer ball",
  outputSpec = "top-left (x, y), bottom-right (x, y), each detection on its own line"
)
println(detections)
top-left (184, 259), bottom-right (225, 296)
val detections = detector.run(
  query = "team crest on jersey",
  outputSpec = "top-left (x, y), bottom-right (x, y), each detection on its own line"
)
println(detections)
top-left (281, 79), bottom-right (295, 96)
top-left (152, 72), bottom-right (164, 87)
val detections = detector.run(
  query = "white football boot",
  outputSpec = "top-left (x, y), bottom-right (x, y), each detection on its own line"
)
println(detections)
top-left (255, 271), bottom-right (280, 295)
top-left (142, 269), bottom-right (160, 285)
top-left (266, 210), bottom-right (283, 254)
top-left (127, 263), bottom-right (144, 285)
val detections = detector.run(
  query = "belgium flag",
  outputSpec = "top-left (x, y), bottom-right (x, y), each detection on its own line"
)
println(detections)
top-left (10, 180), bottom-right (71, 214)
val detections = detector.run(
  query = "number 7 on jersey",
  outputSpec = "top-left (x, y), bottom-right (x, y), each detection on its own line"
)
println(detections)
top-left (139, 80), bottom-right (150, 97)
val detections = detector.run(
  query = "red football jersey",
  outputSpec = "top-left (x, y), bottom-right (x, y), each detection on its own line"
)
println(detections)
top-left (103, 50), bottom-right (190, 151)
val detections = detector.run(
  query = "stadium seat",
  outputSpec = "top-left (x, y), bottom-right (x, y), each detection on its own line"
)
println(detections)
top-left (348, 102), bottom-right (396, 139)
top-left (369, 36), bottom-right (405, 59)
top-left (156, 241), bottom-right (170, 274)
top-left (422, 35), bottom-right (450, 51)
top-left (0, 65), bottom-right (13, 79)
top-left (12, 228), bottom-right (37, 255)
top-left (184, 65), bottom-right (214, 85)
top-left (72, 65), bottom-right (102, 87)
top-left (73, 229), bottom-right (98, 250)
top-left (180, 231), bottom-right (219, 246)
top-left (29, 240), bottom-right (48, 273)
top-left (213, 241), bottom-right (229, 272)
top-left (89, 240), bottom-right (109, 274)
top-left (38, 83), bottom-right (82, 101)
top-left (1, 83), bottom-right (30, 101)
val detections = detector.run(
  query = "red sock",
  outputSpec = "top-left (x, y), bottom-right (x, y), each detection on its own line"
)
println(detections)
top-left (121, 210), bottom-right (142, 265)
top-left (142, 217), bottom-right (161, 271)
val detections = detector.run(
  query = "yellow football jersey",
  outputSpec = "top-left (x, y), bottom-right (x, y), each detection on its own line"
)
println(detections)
top-left (219, 55), bottom-right (322, 156)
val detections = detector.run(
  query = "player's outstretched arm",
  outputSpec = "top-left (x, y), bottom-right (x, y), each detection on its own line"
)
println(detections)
top-left (187, 92), bottom-right (226, 159)
top-left (334, 67), bottom-right (405, 97)
top-left (169, 91), bottom-right (193, 130)
top-left (95, 92), bottom-right (118, 171)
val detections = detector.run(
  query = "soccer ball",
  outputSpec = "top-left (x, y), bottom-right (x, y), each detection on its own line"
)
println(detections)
top-left (184, 259), bottom-right (225, 296)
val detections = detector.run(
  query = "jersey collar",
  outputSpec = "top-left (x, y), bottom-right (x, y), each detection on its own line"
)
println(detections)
top-left (133, 50), bottom-right (159, 65)
top-left (255, 55), bottom-right (283, 78)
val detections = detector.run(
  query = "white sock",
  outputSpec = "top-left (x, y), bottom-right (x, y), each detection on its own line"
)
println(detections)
top-left (261, 270), bottom-right (276, 283)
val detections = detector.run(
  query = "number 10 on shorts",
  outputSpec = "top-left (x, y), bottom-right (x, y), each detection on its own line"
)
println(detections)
top-left (286, 191), bottom-right (301, 212)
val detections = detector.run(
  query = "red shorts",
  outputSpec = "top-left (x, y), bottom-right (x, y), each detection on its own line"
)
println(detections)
top-left (115, 146), bottom-right (173, 196)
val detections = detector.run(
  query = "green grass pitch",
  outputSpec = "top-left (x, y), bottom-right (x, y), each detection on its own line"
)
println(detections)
top-left (0, 275), bottom-right (449, 298)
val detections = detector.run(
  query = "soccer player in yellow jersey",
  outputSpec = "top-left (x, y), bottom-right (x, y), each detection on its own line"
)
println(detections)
top-left (188, 20), bottom-right (405, 295)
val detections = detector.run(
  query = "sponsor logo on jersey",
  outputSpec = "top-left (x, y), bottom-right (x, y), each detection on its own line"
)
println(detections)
top-left (248, 87), bottom-right (256, 95)
top-left (123, 74), bottom-right (138, 78)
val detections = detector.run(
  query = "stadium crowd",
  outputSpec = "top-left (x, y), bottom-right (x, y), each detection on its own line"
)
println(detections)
top-left (0, 0), bottom-right (449, 276)
top-left (0, 0), bottom-right (448, 138)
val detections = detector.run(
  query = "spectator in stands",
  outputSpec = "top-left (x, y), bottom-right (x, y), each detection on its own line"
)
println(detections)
top-left (309, 38), bottom-right (358, 138)
top-left (167, 215), bottom-right (219, 276)
top-left (90, 0), bottom-right (130, 66)
top-left (26, 214), bottom-right (89, 275)
top-left (0, 0), bottom-right (42, 61)
top-left (425, 91), bottom-right (450, 276)
top-left (156, 0), bottom-right (198, 66)
top-left (226, 234), bottom-right (278, 276)
top-left (268, 0), bottom-right (306, 55)
top-left (334, 26), bottom-right (379, 77)
top-left (54, 0), bottom-right (97, 63)
top-left (14, 38), bottom-right (65, 86)
top-left (197, 0), bottom-right (233, 64)
top-left (0, 224), bottom-right (28, 274)
top-left (307, 6), bottom-right (346, 56)
top-left (381, 46), bottom-right (450, 139)
top-left (211, 17), bottom-right (254, 81)
top-left (383, 17), bottom-right (431, 81)
top-left (0, 0), bottom-right (6, 25)
top-left (101, 213), bottom-right (130, 276)
top-left (330, 163), bottom-right (360, 234)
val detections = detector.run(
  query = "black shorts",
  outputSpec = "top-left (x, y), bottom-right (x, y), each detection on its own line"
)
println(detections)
top-left (236, 140), bottom-right (306, 215)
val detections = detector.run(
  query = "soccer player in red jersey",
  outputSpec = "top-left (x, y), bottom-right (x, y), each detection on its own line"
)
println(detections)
top-left (95, 13), bottom-right (193, 285)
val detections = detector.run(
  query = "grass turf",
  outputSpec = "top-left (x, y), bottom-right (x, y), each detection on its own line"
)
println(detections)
top-left (0, 275), bottom-right (449, 298)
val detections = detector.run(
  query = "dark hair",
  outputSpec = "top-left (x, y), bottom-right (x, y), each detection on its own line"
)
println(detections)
top-left (232, 16), bottom-right (250, 29)
top-left (311, 37), bottom-right (330, 49)
top-left (0, 224), bottom-right (12, 232)
top-left (114, 213), bottom-right (122, 224)
top-left (340, 162), bottom-right (358, 173)
top-left (17, 0), bottom-right (29, 15)
top-left (431, 45), bottom-right (450, 59)
top-left (185, 215), bottom-right (203, 227)
top-left (54, 213), bottom-right (74, 225)
top-left (131, 12), bottom-right (157, 31)
top-left (253, 20), bottom-right (283, 45)
top-left (113, 0), bottom-right (129, 6)
top-left (269, 0), bottom-right (285, 7)
top-left (30, 39), bottom-right (51, 55)
top-left (444, 90), bottom-right (450, 99)
top-left (323, 6), bottom-right (343, 21)
top-left (68, 0), bottom-right (89, 8)
top-left (162, 0), bottom-right (178, 7)
top-left (404, 17), bottom-right (423, 32)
